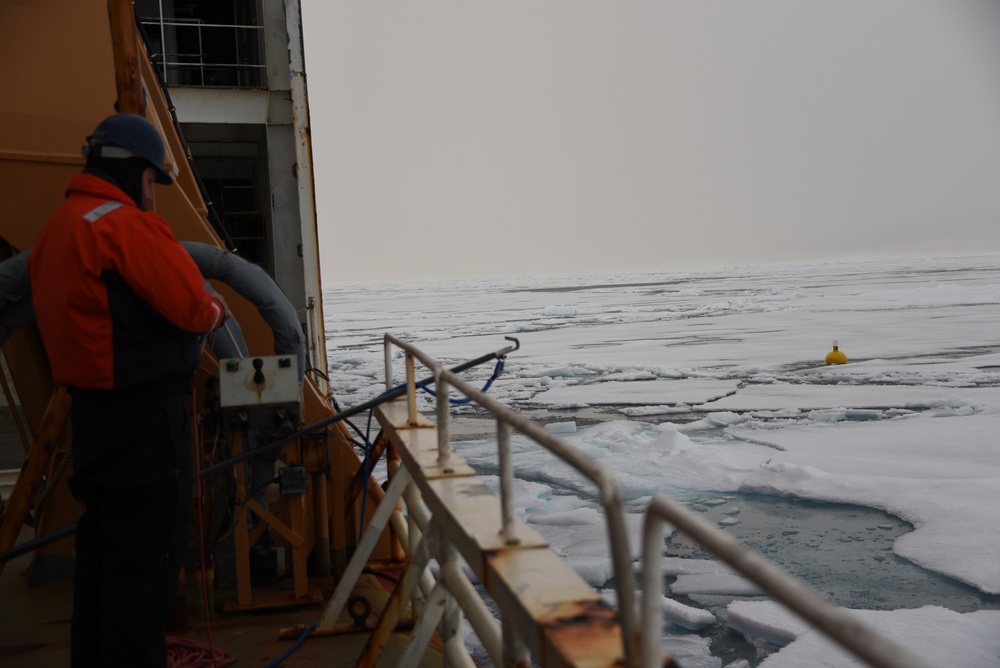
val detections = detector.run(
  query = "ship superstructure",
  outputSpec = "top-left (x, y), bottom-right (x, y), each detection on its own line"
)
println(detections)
top-left (136, 0), bottom-right (328, 384)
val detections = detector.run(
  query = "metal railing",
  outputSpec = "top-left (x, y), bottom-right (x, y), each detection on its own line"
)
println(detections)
top-left (381, 334), bottom-right (639, 649)
top-left (317, 334), bottom-right (634, 668)
top-left (325, 335), bottom-right (932, 668)
top-left (140, 17), bottom-right (266, 88)
top-left (642, 496), bottom-right (931, 668)
top-left (389, 334), bottom-right (638, 663)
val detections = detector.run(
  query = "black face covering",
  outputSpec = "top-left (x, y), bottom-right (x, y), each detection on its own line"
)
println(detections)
top-left (84, 156), bottom-right (150, 210)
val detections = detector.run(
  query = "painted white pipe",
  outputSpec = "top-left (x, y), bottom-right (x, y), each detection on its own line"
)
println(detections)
top-left (497, 420), bottom-right (518, 546)
top-left (399, 581), bottom-right (449, 668)
top-left (440, 559), bottom-right (503, 668)
top-left (436, 371), bottom-right (451, 469)
top-left (395, 469), bottom-right (503, 666)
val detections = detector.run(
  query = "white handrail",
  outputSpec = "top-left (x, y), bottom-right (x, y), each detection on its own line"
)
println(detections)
top-left (383, 333), bottom-right (639, 668)
top-left (641, 490), bottom-right (933, 668)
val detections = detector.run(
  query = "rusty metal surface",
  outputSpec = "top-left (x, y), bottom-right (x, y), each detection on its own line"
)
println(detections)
top-left (486, 547), bottom-right (624, 668)
top-left (108, 0), bottom-right (144, 116)
top-left (539, 600), bottom-right (626, 668)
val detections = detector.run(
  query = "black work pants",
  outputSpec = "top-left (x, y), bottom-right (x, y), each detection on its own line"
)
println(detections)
top-left (68, 390), bottom-right (193, 668)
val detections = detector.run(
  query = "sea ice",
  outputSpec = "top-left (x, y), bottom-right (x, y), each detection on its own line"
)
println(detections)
top-left (727, 600), bottom-right (811, 646)
top-left (671, 573), bottom-right (762, 597)
top-left (326, 254), bottom-right (1000, 666)
top-left (739, 604), bottom-right (1000, 668)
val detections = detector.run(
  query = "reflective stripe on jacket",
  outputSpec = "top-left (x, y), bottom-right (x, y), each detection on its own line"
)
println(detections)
top-left (28, 173), bottom-right (223, 390)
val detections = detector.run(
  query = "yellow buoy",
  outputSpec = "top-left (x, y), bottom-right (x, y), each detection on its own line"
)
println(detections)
top-left (825, 340), bottom-right (848, 365)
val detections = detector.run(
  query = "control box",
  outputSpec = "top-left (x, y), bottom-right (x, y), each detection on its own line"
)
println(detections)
top-left (218, 355), bottom-right (302, 426)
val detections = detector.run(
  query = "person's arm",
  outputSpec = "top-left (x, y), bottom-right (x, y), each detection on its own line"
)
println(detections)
top-left (112, 213), bottom-right (227, 333)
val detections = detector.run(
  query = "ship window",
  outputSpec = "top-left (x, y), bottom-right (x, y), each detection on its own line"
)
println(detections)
top-left (181, 124), bottom-right (272, 273)
top-left (136, 0), bottom-right (265, 89)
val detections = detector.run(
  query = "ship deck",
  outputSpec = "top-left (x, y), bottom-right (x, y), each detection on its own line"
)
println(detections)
top-left (1, 535), bottom-right (444, 667)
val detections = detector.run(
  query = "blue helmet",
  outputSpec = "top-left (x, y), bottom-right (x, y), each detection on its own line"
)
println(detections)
top-left (84, 113), bottom-right (174, 185)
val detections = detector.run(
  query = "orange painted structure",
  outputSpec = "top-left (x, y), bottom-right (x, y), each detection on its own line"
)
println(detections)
top-left (0, 0), bottom-right (392, 614)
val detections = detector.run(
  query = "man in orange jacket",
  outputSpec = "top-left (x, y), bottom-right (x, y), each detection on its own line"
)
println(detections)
top-left (28, 113), bottom-right (228, 667)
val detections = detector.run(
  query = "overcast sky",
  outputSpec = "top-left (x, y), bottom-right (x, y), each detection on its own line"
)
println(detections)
top-left (301, 2), bottom-right (1000, 284)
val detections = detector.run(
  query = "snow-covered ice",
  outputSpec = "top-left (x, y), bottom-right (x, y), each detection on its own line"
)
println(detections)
top-left (325, 254), bottom-right (1000, 666)
top-left (727, 600), bottom-right (811, 646)
top-left (728, 601), bottom-right (1000, 668)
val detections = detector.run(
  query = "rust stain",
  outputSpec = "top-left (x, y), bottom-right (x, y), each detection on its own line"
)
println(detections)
top-left (537, 598), bottom-right (616, 625)
top-left (539, 601), bottom-right (679, 668)
top-left (300, 437), bottom-right (327, 471)
top-left (541, 600), bottom-right (629, 668)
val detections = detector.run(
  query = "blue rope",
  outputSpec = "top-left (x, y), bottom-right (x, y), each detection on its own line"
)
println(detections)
top-left (264, 621), bottom-right (317, 668)
top-left (415, 359), bottom-right (505, 404)
top-left (358, 407), bottom-right (374, 543)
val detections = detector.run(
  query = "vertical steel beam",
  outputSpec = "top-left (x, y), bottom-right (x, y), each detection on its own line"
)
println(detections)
top-left (281, 0), bottom-right (328, 389)
top-left (107, 0), bottom-right (145, 115)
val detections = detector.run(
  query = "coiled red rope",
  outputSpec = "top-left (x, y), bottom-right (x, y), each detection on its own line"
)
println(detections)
top-left (166, 637), bottom-right (236, 667)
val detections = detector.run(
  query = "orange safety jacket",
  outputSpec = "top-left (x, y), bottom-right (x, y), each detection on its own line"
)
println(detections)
top-left (28, 173), bottom-right (224, 391)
